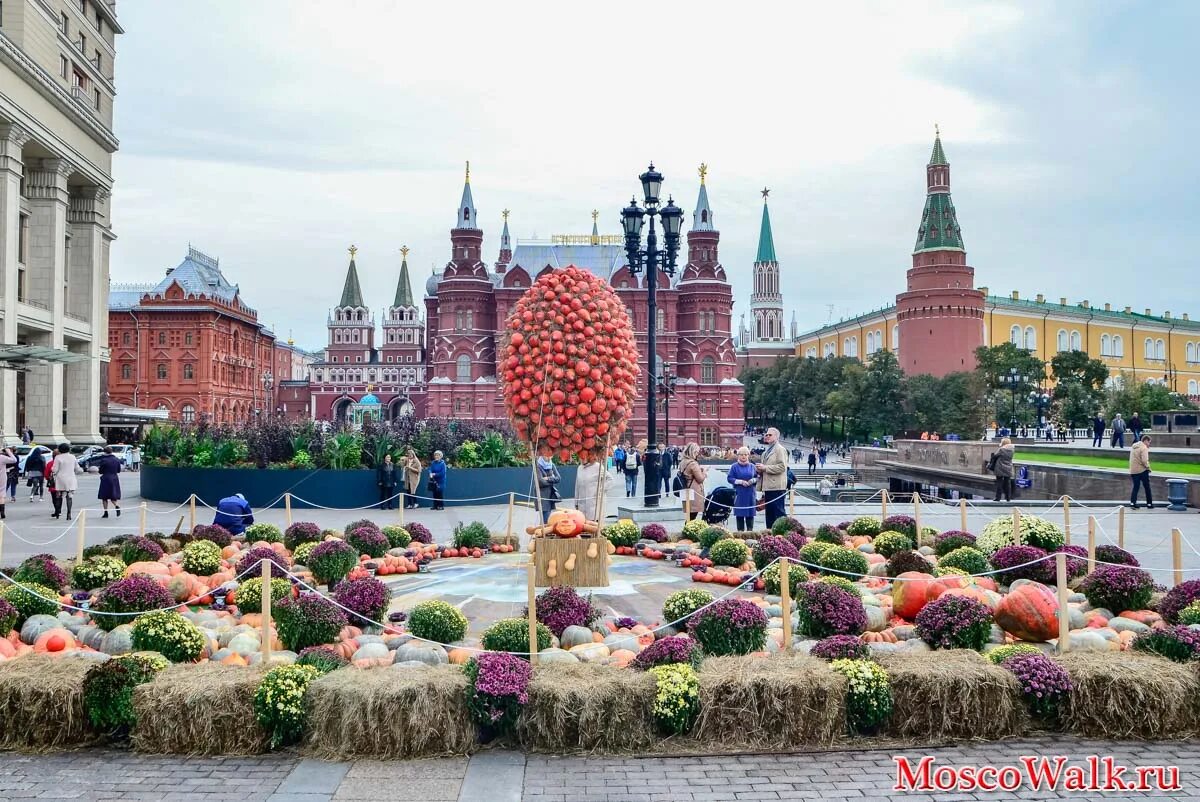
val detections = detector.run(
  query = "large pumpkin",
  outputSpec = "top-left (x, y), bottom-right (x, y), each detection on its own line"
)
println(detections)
top-left (994, 582), bottom-right (1059, 642)
top-left (500, 266), bottom-right (638, 462)
top-left (890, 572), bottom-right (948, 620)
top-left (548, 509), bottom-right (586, 538)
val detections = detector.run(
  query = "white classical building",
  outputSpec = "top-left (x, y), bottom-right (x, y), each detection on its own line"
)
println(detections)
top-left (0, 0), bottom-right (121, 444)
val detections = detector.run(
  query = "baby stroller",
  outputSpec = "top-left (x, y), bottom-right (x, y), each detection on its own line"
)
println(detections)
top-left (702, 486), bottom-right (735, 525)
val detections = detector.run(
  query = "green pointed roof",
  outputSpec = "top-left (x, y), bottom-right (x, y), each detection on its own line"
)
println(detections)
top-left (929, 129), bottom-right (947, 165)
top-left (339, 256), bottom-right (365, 308)
top-left (755, 200), bottom-right (776, 263)
top-left (394, 254), bottom-right (414, 307)
top-left (914, 192), bottom-right (964, 252)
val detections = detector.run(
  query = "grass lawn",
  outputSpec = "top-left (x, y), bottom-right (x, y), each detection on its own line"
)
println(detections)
top-left (1015, 451), bottom-right (1200, 475)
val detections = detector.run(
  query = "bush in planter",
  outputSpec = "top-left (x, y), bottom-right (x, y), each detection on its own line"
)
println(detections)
top-left (631, 636), bottom-right (702, 670)
top-left (481, 617), bottom-right (552, 655)
top-left (181, 540), bottom-right (223, 576)
top-left (254, 663), bottom-right (323, 748)
top-left (1000, 653), bottom-right (1072, 720)
top-left (405, 522), bottom-right (433, 545)
top-left (886, 550), bottom-right (933, 577)
top-left (13, 554), bottom-right (68, 592)
top-left (308, 539), bottom-right (358, 586)
top-left (752, 534), bottom-right (799, 570)
top-left (464, 652), bottom-right (531, 736)
top-left (680, 518), bottom-right (707, 541)
top-left (770, 516), bottom-right (805, 537)
top-left (602, 520), bottom-right (640, 547)
top-left (331, 576), bottom-right (391, 624)
top-left (119, 538), bottom-right (164, 567)
top-left (870, 531), bottom-right (912, 559)
top-left (283, 521), bottom-right (323, 552)
top-left (708, 538), bottom-right (750, 568)
top-left (533, 586), bottom-right (599, 637)
top-left (0, 598), bottom-right (18, 637)
top-left (797, 540), bottom-right (835, 569)
top-left (189, 524), bottom-right (232, 548)
top-left (985, 643), bottom-right (1043, 664)
top-left (816, 547), bottom-right (869, 579)
top-left (698, 525), bottom-right (732, 550)
top-left (934, 530), bottom-right (977, 557)
top-left (407, 599), bottom-right (468, 644)
top-left (882, 515), bottom-right (917, 538)
top-left (1158, 579), bottom-right (1200, 624)
top-left (784, 532), bottom-right (808, 552)
top-left (988, 545), bottom-right (1054, 585)
top-left (814, 524), bottom-right (845, 545)
top-left (275, 593), bottom-right (348, 651)
top-left (761, 561), bottom-right (806, 598)
top-left (91, 575), bottom-right (174, 631)
top-left (811, 634), bottom-right (870, 661)
top-left (343, 518), bottom-right (381, 537)
top-left (291, 541), bottom-right (318, 567)
top-left (649, 663), bottom-right (700, 735)
top-left (244, 522), bottom-right (282, 543)
top-left (796, 582), bottom-right (866, 638)
top-left (976, 515), bottom-right (1064, 556)
top-left (640, 523), bottom-right (668, 543)
top-left (1131, 626), bottom-right (1200, 662)
top-left (687, 598), bottom-right (768, 656)
top-left (1, 582), bottom-right (60, 625)
top-left (914, 594), bottom-right (992, 651)
top-left (347, 526), bottom-right (389, 558)
top-left (82, 653), bottom-right (168, 734)
top-left (234, 577), bottom-right (292, 612)
top-left (1080, 564), bottom-right (1154, 614)
top-left (381, 525), bottom-right (412, 549)
top-left (296, 645), bottom-right (349, 673)
top-left (845, 517), bottom-right (881, 537)
top-left (662, 588), bottom-right (714, 626)
top-left (130, 609), bottom-right (206, 662)
top-left (453, 522), bottom-right (491, 550)
top-left (937, 546), bottom-right (988, 577)
top-left (235, 546), bottom-right (290, 579)
top-left (831, 658), bottom-right (892, 734)
top-left (1095, 544), bottom-right (1139, 567)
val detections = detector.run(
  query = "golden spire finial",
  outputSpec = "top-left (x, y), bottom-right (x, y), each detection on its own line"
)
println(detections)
top-left (698, 163), bottom-right (708, 184)
top-left (761, 187), bottom-right (770, 201)
top-left (400, 245), bottom-right (409, 260)
top-left (348, 244), bottom-right (357, 259)
top-left (465, 160), bottom-right (470, 184)
top-left (935, 123), bottom-right (940, 137)
top-left (502, 208), bottom-right (510, 222)
top-left (591, 209), bottom-right (599, 222)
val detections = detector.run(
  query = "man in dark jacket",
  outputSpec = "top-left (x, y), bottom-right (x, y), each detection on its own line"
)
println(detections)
top-left (213, 493), bottom-right (254, 535)
top-left (621, 445), bottom-right (640, 497)
top-left (657, 443), bottom-right (675, 497)
top-left (1092, 414), bottom-right (1105, 448)
top-left (24, 446), bottom-right (46, 501)
top-left (991, 437), bottom-right (1015, 502)
top-left (1129, 412), bottom-right (1143, 442)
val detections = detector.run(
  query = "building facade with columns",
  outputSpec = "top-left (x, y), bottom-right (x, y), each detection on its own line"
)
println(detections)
top-left (1, 0), bottom-right (122, 445)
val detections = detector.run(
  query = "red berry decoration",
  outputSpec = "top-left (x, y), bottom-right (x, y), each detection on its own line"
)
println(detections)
top-left (502, 266), bottom-right (638, 461)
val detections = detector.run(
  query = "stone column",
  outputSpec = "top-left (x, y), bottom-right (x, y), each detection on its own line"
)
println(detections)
top-left (23, 158), bottom-right (74, 443)
top-left (0, 124), bottom-right (30, 446)
top-left (64, 186), bottom-right (109, 444)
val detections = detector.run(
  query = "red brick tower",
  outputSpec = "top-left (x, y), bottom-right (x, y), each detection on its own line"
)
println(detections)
top-left (895, 128), bottom-right (984, 376)
top-left (381, 246), bottom-right (425, 416)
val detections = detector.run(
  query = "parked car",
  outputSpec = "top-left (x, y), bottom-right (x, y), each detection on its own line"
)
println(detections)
top-left (15, 444), bottom-right (53, 473)
top-left (80, 444), bottom-right (133, 471)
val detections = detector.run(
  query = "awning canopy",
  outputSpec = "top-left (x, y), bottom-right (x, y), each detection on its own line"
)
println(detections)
top-left (101, 402), bottom-right (171, 425)
top-left (0, 344), bottom-right (90, 370)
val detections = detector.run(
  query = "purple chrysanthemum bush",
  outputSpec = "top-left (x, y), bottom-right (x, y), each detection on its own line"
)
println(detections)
top-left (1079, 565), bottom-right (1155, 614)
top-left (933, 530), bottom-right (976, 557)
top-left (465, 652), bottom-right (532, 735)
top-left (1055, 545), bottom-right (1090, 581)
top-left (331, 576), bottom-right (391, 624)
top-left (688, 598), bottom-right (768, 656)
top-left (1000, 653), bottom-right (1072, 720)
top-left (640, 523), bottom-right (668, 543)
top-left (283, 521), bottom-right (323, 552)
top-left (1158, 579), bottom-right (1200, 624)
top-left (91, 574), bottom-right (175, 632)
top-left (631, 635), bottom-right (702, 670)
top-left (405, 522), bottom-right (433, 544)
top-left (810, 634), bottom-right (870, 661)
top-left (532, 586), bottom-right (599, 637)
top-left (752, 535), bottom-right (800, 571)
top-left (989, 545), bottom-right (1054, 586)
top-left (235, 546), bottom-right (290, 579)
top-left (914, 594), bottom-right (992, 651)
top-left (13, 553), bottom-right (69, 592)
top-left (1131, 625), bottom-right (1200, 663)
top-left (882, 515), bottom-right (917, 538)
top-left (190, 524), bottom-right (232, 547)
top-left (346, 526), bottom-right (389, 558)
top-left (796, 582), bottom-right (867, 639)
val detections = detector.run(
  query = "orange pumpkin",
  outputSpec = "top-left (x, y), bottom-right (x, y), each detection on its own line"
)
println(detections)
top-left (890, 572), bottom-right (947, 620)
top-left (994, 582), bottom-right (1059, 642)
top-left (33, 629), bottom-right (76, 654)
top-left (547, 509), bottom-right (586, 537)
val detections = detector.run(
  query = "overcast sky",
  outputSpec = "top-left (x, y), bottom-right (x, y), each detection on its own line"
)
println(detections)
top-left (110, 0), bottom-right (1200, 350)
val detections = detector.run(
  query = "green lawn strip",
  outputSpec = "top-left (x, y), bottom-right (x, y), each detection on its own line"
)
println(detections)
top-left (1015, 451), bottom-right (1200, 475)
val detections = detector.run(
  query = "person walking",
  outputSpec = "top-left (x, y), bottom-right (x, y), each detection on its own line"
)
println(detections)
top-left (818, 447), bottom-right (827, 468)
top-left (727, 447), bottom-right (757, 532)
top-left (756, 428), bottom-right (789, 528)
top-left (0, 448), bottom-right (16, 519)
top-left (612, 443), bottom-right (626, 475)
top-left (3, 447), bottom-right (17, 503)
top-left (376, 453), bottom-right (398, 510)
top-left (1129, 412), bottom-right (1144, 443)
top-left (428, 450), bottom-right (447, 510)
top-left (49, 443), bottom-right (80, 520)
top-left (1092, 413), bottom-right (1105, 448)
top-left (1111, 413), bottom-right (1126, 448)
top-left (24, 445), bottom-right (45, 502)
top-left (807, 450), bottom-right (817, 476)
top-left (1129, 435), bottom-right (1154, 509)
top-left (96, 446), bottom-right (123, 518)
top-left (535, 455), bottom-right (561, 525)
top-left (403, 448), bottom-right (422, 509)
top-left (657, 442), bottom-right (675, 499)
top-left (213, 492), bottom-right (254, 535)
top-left (676, 442), bottom-right (708, 521)
top-left (574, 455), bottom-right (611, 522)
top-left (990, 436), bottom-right (1015, 502)
top-left (130, 446), bottom-right (141, 472)
top-left (45, 452), bottom-right (62, 519)
top-left (818, 475), bottom-right (833, 502)
top-left (621, 442), bottom-right (640, 497)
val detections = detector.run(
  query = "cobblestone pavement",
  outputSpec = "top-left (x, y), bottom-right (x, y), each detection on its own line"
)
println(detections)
top-left (2, 739), bottom-right (1199, 801)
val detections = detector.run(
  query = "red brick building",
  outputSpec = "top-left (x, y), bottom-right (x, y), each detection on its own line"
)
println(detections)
top-left (107, 248), bottom-right (277, 423)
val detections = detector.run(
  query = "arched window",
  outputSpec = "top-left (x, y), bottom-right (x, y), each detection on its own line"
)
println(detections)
top-left (1024, 327), bottom-right (1037, 351)
top-left (1113, 335), bottom-right (1124, 357)
top-left (1156, 339), bottom-right (1166, 360)
top-left (656, 309), bottom-right (665, 332)
top-left (158, 331), bottom-right (166, 346)
top-left (1145, 338), bottom-right (1154, 359)
top-left (1057, 330), bottom-right (1068, 352)
top-left (185, 332), bottom-right (192, 346)
top-left (456, 355), bottom-right (471, 382)
top-left (1010, 325), bottom-right (1021, 346)
top-left (455, 310), bottom-right (464, 330)
top-left (466, 310), bottom-right (474, 329)
top-left (1188, 342), bottom-right (1197, 363)
top-left (1189, 380), bottom-right (1199, 395)
top-left (352, 330), bottom-right (359, 343)
top-left (866, 332), bottom-right (875, 354)
top-left (156, 363), bottom-right (167, 380)
top-left (1069, 330), bottom-right (1081, 351)
top-left (701, 357), bottom-right (716, 383)
top-left (121, 363), bottom-right (131, 380)
top-left (183, 364), bottom-right (194, 380)
top-left (181, 404), bottom-right (196, 424)
top-left (1101, 334), bottom-right (1111, 356)
top-left (122, 331), bottom-right (130, 345)
top-left (892, 325), bottom-right (899, 349)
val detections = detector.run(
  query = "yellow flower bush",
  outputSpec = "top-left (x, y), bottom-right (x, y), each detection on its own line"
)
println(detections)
top-left (649, 663), bottom-right (700, 735)
top-left (130, 610), bottom-right (206, 662)
top-left (831, 658), bottom-right (892, 734)
top-left (254, 663), bottom-right (322, 748)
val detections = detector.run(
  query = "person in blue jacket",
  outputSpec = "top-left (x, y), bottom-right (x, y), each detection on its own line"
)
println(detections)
top-left (428, 450), bottom-right (447, 510)
top-left (213, 492), bottom-right (254, 535)
top-left (727, 447), bottom-right (758, 532)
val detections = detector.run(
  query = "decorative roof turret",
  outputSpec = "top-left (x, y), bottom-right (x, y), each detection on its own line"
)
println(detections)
top-left (692, 163), bottom-right (714, 231)
top-left (755, 188), bottom-right (776, 263)
top-left (455, 160), bottom-right (478, 229)
top-left (338, 245), bottom-right (365, 308)
top-left (590, 209), bottom-right (599, 244)
top-left (914, 126), bottom-right (964, 252)
top-left (393, 246), bottom-right (414, 308)
top-left (501, 209), bottom-right (511, 251)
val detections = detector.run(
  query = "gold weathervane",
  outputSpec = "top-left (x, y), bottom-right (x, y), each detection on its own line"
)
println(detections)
top-left (591, 209), bottom-right (599, 222)
top-left (698, 163), bottom-right (708, 184)
top-left (465, 160), bottom-right (470, 184)
top-left (400, 245), bottom-right (409, 260)
top-left (348, 244), bottom-right (357, 259)
top-left (502, 208), bottom-right (510, 222)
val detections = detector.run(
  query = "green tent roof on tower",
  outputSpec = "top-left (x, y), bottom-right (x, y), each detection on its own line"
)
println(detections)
top-left (394, 248), bottom-right (414, 307)
top-left (929, 128), bottom-right (948, 166)
top-left (339, 248), bottom-right (365, 308)
top-left (755, 193), bottom-right (776, 263)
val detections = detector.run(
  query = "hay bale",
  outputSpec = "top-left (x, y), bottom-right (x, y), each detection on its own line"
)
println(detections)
top-left (0, 655), bottom-right (98, 750)
top-left (692, 654), bottom-right (846, 749)
top-left (1057, 652), bottom-right (1200, 739)
top-left (877, 650), bottom-right (1027, 740)
top-left (517, 662), bottom-right (657, 753)
top-left (306, 665), bottom-right (475, 759)
top-left (132, 663), bottom-right (269, 755)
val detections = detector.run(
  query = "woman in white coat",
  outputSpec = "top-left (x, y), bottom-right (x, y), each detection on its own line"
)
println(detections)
top-left (0, 448), bottom-right (16, 519)
top-left (574, 455), bottom-right (612, 523)
top-left (49, 443), bottom-right (80, 519)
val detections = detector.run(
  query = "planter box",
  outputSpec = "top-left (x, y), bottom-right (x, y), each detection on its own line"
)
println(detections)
top-left (141, 464), bottom-right (578, 509)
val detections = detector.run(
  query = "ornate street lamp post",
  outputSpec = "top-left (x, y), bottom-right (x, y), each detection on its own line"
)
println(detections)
top-left (658, 361), bottom-right (678, 441)
top-left (260, 370), bottom-right (274, 418)
top-left (1028, 388), bottom-right (1051, 437)
top-left (622, 163), bottom-right (683, 508)
top-left (997, 367), bottom-right (1028, 433)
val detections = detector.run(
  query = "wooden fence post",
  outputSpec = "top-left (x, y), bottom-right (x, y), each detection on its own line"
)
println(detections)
top-left (139, 502), bottom-right (147, 537)
top-left (780, 560), bottom-right (792, 652)
top-left (1118, 506), bottom-right (1125, 549)
top-left (506, 492), bottom-right (515, 545)
top-left (913, 493), bottom-right (922, 545)
top-left (1012, 508), bottom-right (1021, 541)
top-left (959, 497), bottom-right (967, 533)
top-left (284, 493), bottom-right (293, 527)
top-left (1173, 528), bottom-right (1184, 587)
top-left (1056, 552), bottom-right (1069, 654)
top-left (189, 494), bottom-right (196, 532)
top-left (76, 511), bottom-right (86, 564)
top-left (261, 559), bottom-right (272, 665)
top-left (1087, 515), bottom-right (1096, 574)
top-left (789, 488), bottom-right (795, 517)
top-left (881, 488), bottom-right (888, 520)
top-left (527, 562), bottom-right (538, 664)
top-left (0, 521), bottom-right (5, 569)
top-left (1062, 496), bottom-right (1071, 544)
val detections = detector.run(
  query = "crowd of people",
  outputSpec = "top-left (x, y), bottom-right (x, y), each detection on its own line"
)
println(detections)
top-left (0, 443), bottom-right (121, 521)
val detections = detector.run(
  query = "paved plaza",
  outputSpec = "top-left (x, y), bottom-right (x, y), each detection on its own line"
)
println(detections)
top-left (1, 738), bottom-right (1198, 801)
